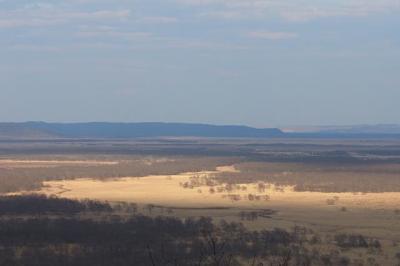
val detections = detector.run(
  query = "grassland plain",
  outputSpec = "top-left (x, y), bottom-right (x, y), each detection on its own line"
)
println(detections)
top-left (31, 164), bottom-right (400, 265)
top-left (2, 138), bottom-right (400, 265)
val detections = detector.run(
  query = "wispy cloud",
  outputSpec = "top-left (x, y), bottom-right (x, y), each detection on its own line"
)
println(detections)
top-left (0, 18), bottom-right (61, 28)
top-left (0, 6), bottom-right (131, 28)
top-left (9, 44), bottom-right (62, 52)
top-left (77, 27), bottom-right (152, 40)
top-left (198, 10), bottom-right (245, 20)
top-left (1, 0), bottom-right (399, 53)
top-left (247, 30), bottom-right (298, 40)
top-left (176, 0), bottom-right (400, 21)
top-left (138, 16), bottom-right (179, 24)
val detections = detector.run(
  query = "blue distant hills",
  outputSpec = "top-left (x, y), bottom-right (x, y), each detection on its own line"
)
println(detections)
top-left (0, 122), bottom-right (283, 139)
top-left (0, 122), bottom-right (399, 139)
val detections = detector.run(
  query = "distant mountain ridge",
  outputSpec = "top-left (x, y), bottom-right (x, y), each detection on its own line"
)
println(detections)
top-left (0, 122), bottom-right (283, 139)
top-left (1, 122), bottom-right (400, 140)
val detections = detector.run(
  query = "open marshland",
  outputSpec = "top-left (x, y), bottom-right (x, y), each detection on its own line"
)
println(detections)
top-left (2, 138), bottom-right (400, 265)
top-left (37, 164), bottom-right (400, 240)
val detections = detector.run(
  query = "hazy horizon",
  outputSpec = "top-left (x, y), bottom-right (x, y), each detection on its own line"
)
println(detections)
top-left (2, 121), bottom-right (400, 131)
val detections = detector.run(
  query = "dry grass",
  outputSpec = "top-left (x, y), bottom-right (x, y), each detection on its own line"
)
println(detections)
top-left (4, 152), bottom-right (400, 265)
top-left (35, 166), bottom-right (400, 238)
top-left (31, 166), bottom-right (400, 264)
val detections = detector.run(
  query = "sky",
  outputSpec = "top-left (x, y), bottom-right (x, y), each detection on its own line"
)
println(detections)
top-left (0, 0), bottom-right (399, 127)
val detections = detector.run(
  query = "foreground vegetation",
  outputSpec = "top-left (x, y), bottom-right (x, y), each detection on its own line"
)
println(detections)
top-left (0, 195), bottom-right (389, 266)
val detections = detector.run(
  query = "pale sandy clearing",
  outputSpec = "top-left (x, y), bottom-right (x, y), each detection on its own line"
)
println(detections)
top-left (36, 165), bottom-right (400, 241)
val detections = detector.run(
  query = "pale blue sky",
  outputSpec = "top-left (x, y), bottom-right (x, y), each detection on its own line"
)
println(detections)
top-left (0, 0), bottom-right (399, 127)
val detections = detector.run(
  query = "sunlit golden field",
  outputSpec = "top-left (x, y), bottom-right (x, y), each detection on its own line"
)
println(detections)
top-left (32, 166), bottom-right (400, 263)
top-left (25, 162), bottom-right (400, 264)
top-left (35, 165), bottom-right (400, 237)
